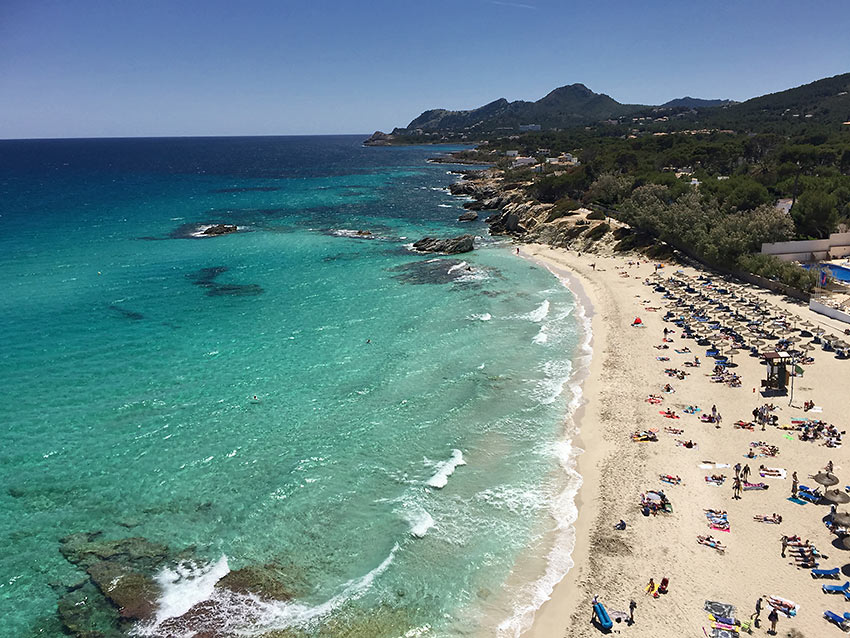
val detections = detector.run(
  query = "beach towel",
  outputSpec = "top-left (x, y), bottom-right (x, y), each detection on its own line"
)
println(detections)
top-left (704, 601), bottom-right (735, 618)
top-left (766, 595), bottom-right (798, 617)
top-left (743, 481), bottom-right (768, 491)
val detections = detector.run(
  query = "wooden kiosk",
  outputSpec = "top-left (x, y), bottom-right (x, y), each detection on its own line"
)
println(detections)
top-left (761, 351), bottom-right (792, 394)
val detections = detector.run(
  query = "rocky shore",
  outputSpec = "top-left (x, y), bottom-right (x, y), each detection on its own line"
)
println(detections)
top-left (445, 164), bottom-right (630, 255)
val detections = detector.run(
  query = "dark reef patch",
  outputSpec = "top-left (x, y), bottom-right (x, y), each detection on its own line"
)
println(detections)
top-left (322, 252), bottom-right (362, 263)
top-left (210, 186), bottom-right (281, 193)
top-left (389, 259), bottom-right (469, 285)
top-left (187, 266), bottom-right (263, 297)
top-left (107, 305), bottom-right (144, 321)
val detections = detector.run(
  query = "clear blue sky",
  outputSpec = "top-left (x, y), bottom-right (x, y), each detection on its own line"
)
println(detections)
top-left (1, 0), bottom-right (847, 138)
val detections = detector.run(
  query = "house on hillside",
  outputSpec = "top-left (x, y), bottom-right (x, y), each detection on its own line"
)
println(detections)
top-left (511, 156), bottom-right (537, 168)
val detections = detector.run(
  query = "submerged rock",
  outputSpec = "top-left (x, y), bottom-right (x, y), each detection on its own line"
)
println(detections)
top-left (187, 266), bottom-right (264, 297)
top-left (60, 533), bottom-right (170, 571)
top-left (411, 235), bottom-right (475, 254)
top-left (87, 561), bottom-right (160, 620)
top-left (216, 564), bottom-right (293, 602)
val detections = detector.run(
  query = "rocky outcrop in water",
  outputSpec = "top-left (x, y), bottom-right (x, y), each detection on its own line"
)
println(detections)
top-left (458, 211), bottom-right (478, 222)
top-left (56, 532), bottom-right (300, 638)
top-left (202, 224), bottom-right (238, 236)
top-left (411, 235), bottom-right (475, 254)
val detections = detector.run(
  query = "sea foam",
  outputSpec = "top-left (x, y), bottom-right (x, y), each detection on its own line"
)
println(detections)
top-left (427, 449), bottom-right (466, 489)
top-left (524, 300), bottom-right (550, 322)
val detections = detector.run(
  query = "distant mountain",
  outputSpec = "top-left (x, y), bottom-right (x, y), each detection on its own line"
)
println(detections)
top-left (402, 83), bottom-right (644, 133)
top-left (661, 97), bottom-right (735, 108)
top-left (383, 73), bottom-right (850, 139)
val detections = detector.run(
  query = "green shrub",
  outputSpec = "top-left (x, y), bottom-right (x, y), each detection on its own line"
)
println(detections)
top-left (584, 222), bottom-right (610, 241)
top-left (586, 210), bottom-right (606, 220)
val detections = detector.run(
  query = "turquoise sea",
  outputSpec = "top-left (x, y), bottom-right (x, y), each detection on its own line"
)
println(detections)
top-left (0, 136), bottom-right (586, 638)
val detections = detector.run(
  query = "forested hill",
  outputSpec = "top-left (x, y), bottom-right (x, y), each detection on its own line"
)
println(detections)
top-left (403, 83), bottom-right (643, 133)
top-left (661, 97), bottom-right (735, 108)
top-left (703, 72), bottom-right (850, 128)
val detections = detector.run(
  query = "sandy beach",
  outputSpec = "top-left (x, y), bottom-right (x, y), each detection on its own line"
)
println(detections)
top-left (521, 243), bottom-right (850, 638)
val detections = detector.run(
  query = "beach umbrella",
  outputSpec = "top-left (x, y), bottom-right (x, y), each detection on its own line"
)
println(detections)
top-left (824, 490), bottom-right (850, 505)
top-left (841, 536), bottom-right (850, 551)
top-left (833, 512), bottom-right (850, 527)
top-left (815, 472), bottom-right (841, 487)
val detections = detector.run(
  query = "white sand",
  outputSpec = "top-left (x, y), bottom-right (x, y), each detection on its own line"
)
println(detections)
top-left (521, 244), bottom-right (850, 638)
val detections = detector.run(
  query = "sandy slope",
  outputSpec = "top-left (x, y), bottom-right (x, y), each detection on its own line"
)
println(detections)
top-left (522, 244), bottom-right (850, 638)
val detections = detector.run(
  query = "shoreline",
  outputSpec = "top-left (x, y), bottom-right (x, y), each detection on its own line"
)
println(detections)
top-left (517, 244), bottom-right (616, 638)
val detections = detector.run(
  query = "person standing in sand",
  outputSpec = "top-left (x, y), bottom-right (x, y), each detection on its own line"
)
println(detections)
top-left (742, 464), bottom-right (750, 481)
top-left (768, 607), bottom-right (779, 634)
top-left (791, 471), bottom-right (798, 497)
top-left (732, 475), bottom-right (742, 500)
top-left (751, 596), bottom-right (762, 627)
top-left (629, 599), bottom-right (636, 625)
top-left (781, 535), bottom-right (788, 558)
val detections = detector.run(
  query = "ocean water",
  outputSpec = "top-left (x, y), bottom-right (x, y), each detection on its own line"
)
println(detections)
top-left (0, 136), bottom-right (586, 638)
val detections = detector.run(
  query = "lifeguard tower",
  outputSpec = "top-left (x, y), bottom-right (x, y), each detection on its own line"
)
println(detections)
top-left (761, 351), bottom-right (792, 394)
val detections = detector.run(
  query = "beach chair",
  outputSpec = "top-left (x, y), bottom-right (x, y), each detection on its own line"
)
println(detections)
top-left (812, 567), bottom-right (841, 579)
top-left (822, 581), bottom-right (850, 594)
top-left (823, 609), bottom-right (850, 631)
top-left (799, 490), bottom-right (820, 504)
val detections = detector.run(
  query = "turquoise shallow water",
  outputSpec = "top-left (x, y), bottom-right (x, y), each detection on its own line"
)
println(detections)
top-left (0, 136), bottom-right (583, 637)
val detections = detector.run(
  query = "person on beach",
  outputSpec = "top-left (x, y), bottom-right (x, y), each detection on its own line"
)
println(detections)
top-left (752, 597), bottom-right (762, 627)
top-left (768, 607), bottom-right (779, 634)
top-left (791, 472), bottom-right (798, 497)
top-left (711, 404), bottom-right (717, 419)
top-left (516, 247), bottom-right (520, 255)
top-left (732, 476), bottom-right (742, 500)
top-left (734, 462), bottom-right (741, 477)
top-left (629, 599), bottom-right (637, 625)
top-left (742, 464), bottom-right (750, 481)
top-left (781, 535), bottom-right (788, 558)
top-left (645, 578), bottom-right (655, 595)
top-left (614, 519), bottom-right (627, 530)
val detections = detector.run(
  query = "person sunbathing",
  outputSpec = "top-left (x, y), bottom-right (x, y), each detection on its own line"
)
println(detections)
top-left (663, 384), bottom-right (675, 393)
top-left (663, 408), bottom-right (677, 418)
top-left (706, 474), bottom-right (725, 483)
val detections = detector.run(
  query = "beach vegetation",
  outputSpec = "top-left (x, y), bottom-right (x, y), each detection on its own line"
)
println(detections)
top-left (584, 222), bottom-right (610, 241)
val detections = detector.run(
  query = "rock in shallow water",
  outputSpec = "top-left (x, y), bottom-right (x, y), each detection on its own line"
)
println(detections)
top-left (458, 211), bottom-right (479, 222)
top-left (411, 235), bottom-right (475, 254)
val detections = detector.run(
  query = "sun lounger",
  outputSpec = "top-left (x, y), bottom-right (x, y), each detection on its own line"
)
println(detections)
top-left (822, 581), bottom-right (850, 594)
top-left (813, 567), bottom-right (841, 579)
top-left (824, 609), bottom-right (850, 630)
top-left (798, 490), bottom-right (820, 503)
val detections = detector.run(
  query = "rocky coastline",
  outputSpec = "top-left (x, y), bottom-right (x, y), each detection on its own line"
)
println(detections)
top-left (444, 161), bottom-right (629, 255)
